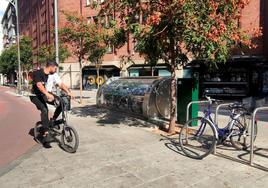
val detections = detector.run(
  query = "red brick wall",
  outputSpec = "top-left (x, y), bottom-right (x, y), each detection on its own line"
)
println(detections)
top-left (18, 0), bottom-right (55, 66)
top-left (18, 0), bottom-right (268, 67)
top-left (239, 0), bottom-right (264, 56)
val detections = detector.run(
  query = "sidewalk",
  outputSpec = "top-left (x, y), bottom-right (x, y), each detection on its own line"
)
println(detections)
top-left (0, 92), bottom-right (268, 187)
top-left (70, 89), bottom-right (97, 105)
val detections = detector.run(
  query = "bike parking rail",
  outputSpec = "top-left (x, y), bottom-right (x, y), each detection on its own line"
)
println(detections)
top-left (213, 102), bottom-right (233, 154)
top-left (250, 106), bottom-right (268, 166)
top-left (214, 103), bottom-right (234, 125)
top-left (186, 100), bottom-right (210, 122)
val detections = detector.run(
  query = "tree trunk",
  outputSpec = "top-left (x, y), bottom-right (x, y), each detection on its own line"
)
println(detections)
top-left (79, 58), bottom-right (83, 104)
top-left (97, 66), bottom-right (100, 89)
top-left (25, 71), bottom-right (29, 92)
top-left (168, 36), bottom-right (177, 134)
top-left (168, 63), bottom-right (177, 134)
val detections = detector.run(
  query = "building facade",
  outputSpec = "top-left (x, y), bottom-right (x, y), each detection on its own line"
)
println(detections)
top-left (1, 3), bottom-right (17, 85)
top-left (3, 0), bottom-right (267, 91)
top-left (1, 3), bottom-right (17, 49)
top-left (197, 0), bottom-right (268, 98)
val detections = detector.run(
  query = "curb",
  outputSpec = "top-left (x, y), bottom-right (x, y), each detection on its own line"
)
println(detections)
top-left (0, 145), bottom-right (41, 177)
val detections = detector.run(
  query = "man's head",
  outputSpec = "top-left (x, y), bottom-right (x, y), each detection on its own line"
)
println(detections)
top-left (46, 61), bottom-right (58, 74)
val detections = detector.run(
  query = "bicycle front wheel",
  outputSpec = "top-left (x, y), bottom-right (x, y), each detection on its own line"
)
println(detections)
top-left (179, 117), bottom-right (216, 159)
top-left (61, 125), bottom-right (79, 153)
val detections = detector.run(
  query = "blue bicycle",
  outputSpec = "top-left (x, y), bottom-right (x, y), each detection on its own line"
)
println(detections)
top-left (179, 97), bottom-right (257, 159)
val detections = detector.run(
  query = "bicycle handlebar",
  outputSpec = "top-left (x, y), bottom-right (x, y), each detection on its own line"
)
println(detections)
top-left (205, 96), bottom-right (222, 104)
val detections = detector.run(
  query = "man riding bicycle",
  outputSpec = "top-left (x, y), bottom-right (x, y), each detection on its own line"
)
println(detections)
top-left (30, 61), bottom-right (74, 146)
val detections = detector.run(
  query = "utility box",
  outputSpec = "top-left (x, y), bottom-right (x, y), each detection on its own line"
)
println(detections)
top-left (177, 76), bottom-right (199, 124)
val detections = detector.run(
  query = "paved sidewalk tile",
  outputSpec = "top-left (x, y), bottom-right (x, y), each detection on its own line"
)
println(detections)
top-left (1, 100), bottom-right (268, 187)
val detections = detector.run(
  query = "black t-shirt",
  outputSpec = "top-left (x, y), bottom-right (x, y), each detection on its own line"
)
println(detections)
top-left (32, 69), bottom-right (49, 96)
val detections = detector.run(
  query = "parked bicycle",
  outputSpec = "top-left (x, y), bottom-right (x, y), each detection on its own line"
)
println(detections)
top-left (179, 97), bottom-right (257, 159)
top-left (34, 93), bottom-right (79, 153)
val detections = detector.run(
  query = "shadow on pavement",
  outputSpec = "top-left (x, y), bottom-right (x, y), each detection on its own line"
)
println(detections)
top-left (70, 105), bottom-right (155, 128)
top-left (160, 133), bottom-right (268, 171)
top-left (159, 135), bottom-right (188, 158)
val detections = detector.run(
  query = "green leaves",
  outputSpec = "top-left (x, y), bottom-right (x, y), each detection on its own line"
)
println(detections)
top-left (37, 44), bottom-right (70, 66)
top-left (101, 0), bottom-right (255, 67)
top-left (59, 12), bottom-right (110, 64)
top-left (0, 36), bottom-right (33, 74)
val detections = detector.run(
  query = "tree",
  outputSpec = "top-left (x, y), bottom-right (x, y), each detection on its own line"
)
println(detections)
top-left (38, 43), bottom-right (70, 67)
top-left (0, 36), bottom-right (33, 86)
top-left (59, 11), bottom-right (109, 103)
top-left (100, 0), bottom-right (262, 133)
top-left (0, 45), bottom-right (18, 82)
top-left (19, 36), bottom-right (33, 88)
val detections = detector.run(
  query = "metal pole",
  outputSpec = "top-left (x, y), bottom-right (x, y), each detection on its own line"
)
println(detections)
top-left (13, 0), bottom-right (22, 95)
top-left (214, 103), bottom-right (233, 125)
top-left (250, 108), bottom-right (257, 166)
top-left (54, 0), bottom-right (59, 68)
top-left (54, 0), bottom-right (60, 95)
top-left (186, 100), bottom-right (209, 122)
top-left (249, 106), bottom-right (268, 165)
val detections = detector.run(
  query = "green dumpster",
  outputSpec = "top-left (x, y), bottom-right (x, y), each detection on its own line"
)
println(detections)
top-left (177, 76), bottom-right (199, 124)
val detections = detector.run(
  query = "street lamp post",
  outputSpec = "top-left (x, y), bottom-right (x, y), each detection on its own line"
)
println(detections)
top-left (54, 0), bottom-right (61, 95)
top-left (6, 0), bottom-right (22, 94)
top-left (54, 0), bottom-right (59, 67)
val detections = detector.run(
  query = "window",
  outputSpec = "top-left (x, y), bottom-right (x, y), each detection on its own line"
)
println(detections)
top-left (93, 16), bottom-right (98, 24)
top-left (106, 42), bottom-right (113, 54)
top-left (107, 14), bottom-right (114, 28)
top-left (87, 17), bottom-right (92, 24)
top-left (86, 0), bottom-right (91, 6)
top-left (100, 16), bottom-right (106, 27)
top-left (86, 0), bottom-right (105, 6)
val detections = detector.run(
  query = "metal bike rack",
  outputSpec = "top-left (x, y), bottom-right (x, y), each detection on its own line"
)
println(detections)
top-left (214, 103), bottom-right (234, 126)
top-left (213, 103), bottom-right (233, 154)
top-left (186, 100), bottom-right (210, 122)
top-left (250, 106), bottom-right (268, 166)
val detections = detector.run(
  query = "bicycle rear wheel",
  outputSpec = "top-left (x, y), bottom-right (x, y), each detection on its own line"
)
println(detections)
top-left (230, 113), bottom-right (257, 150)
top-left (60, 125), bottom-right (79, 153)
top-left (179, 117), bottom-right (216, 159)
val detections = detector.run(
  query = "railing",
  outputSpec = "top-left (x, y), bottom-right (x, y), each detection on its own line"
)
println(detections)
top-left (250, 106), bottom-right (268, 166)
top-left (213, 102), bottom-right (234, 154)
top-left (186, 100), bottom-right (210, 122)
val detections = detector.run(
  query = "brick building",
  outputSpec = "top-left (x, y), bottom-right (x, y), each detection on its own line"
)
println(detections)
top-left (3, 0), bottom-right (267, 90)
top-left (197, 0), bottom-right (268, 97)
top-left (1, 3), bottom-right (17, 84)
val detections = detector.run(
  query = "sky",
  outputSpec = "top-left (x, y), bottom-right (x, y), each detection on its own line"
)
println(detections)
top-left (0, 1), bottom-right (9, 53)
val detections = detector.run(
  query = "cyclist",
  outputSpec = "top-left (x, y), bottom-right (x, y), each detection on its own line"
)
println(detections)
top-left (30, 61), bottom-right (74, 146)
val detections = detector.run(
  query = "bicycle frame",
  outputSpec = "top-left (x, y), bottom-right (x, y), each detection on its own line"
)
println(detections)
top-left (195, 102), bottom-right (245, 142)
top-left (54, 94), bottom-right (70, 127)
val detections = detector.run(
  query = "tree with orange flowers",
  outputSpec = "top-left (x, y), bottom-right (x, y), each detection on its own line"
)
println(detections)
top-left (100, 0), bottom-right (262, 133)
top-left (60, 12), bottom-right (109, 103)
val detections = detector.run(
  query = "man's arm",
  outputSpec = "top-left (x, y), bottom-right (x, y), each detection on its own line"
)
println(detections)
top-left (36, 82), bottom-right (54, 100)
top-left (53, 73), bottom-right (74, 99)
top-left (59, 83), bottom-right (75, 99)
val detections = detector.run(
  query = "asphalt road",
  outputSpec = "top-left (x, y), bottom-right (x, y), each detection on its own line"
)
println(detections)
top-left (0, 86), bottom-right (39, 168)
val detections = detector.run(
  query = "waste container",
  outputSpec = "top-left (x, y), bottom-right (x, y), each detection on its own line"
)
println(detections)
top-left (177, 76), bottom-right (199, 124)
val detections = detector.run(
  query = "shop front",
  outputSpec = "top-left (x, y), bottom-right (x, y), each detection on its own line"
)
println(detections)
top-left (128, 64), bottom-right (171, 77)
top-left (187, 57), bottom-right (268, 98)
top-left (82, 65), bottom-right (120, 90)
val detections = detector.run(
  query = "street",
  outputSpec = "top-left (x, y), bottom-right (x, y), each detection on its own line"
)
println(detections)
top-left (0, 86), bottom-right (268, 187)
top-left (0, 86), bottom-right (39, 169)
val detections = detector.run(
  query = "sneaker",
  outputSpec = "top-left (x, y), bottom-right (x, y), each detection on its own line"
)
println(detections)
top-left (42, 142), bottom-right (52, 148)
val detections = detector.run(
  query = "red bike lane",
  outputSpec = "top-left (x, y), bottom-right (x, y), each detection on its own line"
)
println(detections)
top-left (0, 86), bottom-right (40, 168)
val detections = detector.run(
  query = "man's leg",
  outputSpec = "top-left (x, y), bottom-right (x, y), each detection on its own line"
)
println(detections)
top-left (46, 100), bottom-right (62, 120)
top-left (30, 96), bottom-right (50, 131)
